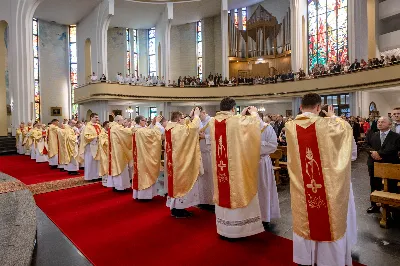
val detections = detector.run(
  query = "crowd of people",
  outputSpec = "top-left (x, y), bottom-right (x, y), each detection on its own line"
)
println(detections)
top-left (13, 95), bottom-right (400, 265)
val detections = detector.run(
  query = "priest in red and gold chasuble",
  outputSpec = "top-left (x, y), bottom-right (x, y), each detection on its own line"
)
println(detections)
top-left (285, 113), bottom-right (353, 242)
top-left (165, 117), bottom-right (201, 198)
top-left (132, 127), bottom-right (162, 191)
top-left (209, 111), bottom-right (261, 209)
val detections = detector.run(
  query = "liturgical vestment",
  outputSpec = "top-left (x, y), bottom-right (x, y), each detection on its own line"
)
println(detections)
top-left (98, 127), bottom-right (110, 187)
top-left (47, 124), bottom-right (59, 166)
top-left (79, 122), bottom-right (101, 181)
top-left (57, 127), bottom-right (68, 169)
top-left (16, 127), bottom-right (25, 155)
top-left (165, 117), bottom-right (202, 210)
top-left (132, 125), bottom-right (162, 199)
top-left (64, 125), bottom-right (79, 172)
top-left (209, 111), bottom-right (264, 238)
top-left (35, 129), bottom-right (48, 163)
top-left (285, 113), bottom-right (355, 266)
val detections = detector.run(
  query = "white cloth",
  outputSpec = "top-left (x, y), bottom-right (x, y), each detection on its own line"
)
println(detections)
top-left (215, 194), bottom-right (264, 238)
top-left (293, 183), bottom-right (357, 266)
top-left (166, 180), bottom-right (200, 209)
top-left (198, 116), bottom-right (214, 205)
top-left (258, 124), bottom-right (280, 222)
top-left (111, 165), bottom-right (131, 191)
top-left (133, 184), bottom-right (158, 200)
top-left (84, 142), bottom-right (99, 181)
top-left (48, 154), bottom-right (58, 166)
top-left (17, 138), bottom-right (24, 154)
top-left (65, 157), bottom-right (79, 172)
top-left (58, 164), bottom-right (65, 169)
top-left (30, 144), bottom-right (36, 160)
top-left (35, 148), bottom-right (48, 163)
top-left (101, 175), bottom-right (114, 188)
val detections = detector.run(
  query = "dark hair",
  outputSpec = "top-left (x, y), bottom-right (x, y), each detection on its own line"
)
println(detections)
top-left (220, 97), bottom-right (236, 111)
top-left (102, 121), bottom-right (109, 128)
top-left (134, 115), bottom-right (145, 124)
top-left (301, 93), bottom-right (322, 109)
top-left (50, 119), bottom-right (59, 123)
top-left (319, 104), bottom-right (329, 117)
top-left (258, 112), bottom-right (264, 120)
top-left (90, 113), bottom-right (98, 119)
top-left (160, 117), bottom-right (167, 123)
top-left (171, 111), bottom-right (183, 122)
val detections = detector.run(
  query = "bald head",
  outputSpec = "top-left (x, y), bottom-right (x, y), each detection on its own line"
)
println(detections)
top-left (68, 119), bottom-right (77, 127)
top-left (115, 115), bottom-right (124, 125)
top-left (377, 116), bottom-right (392, 132)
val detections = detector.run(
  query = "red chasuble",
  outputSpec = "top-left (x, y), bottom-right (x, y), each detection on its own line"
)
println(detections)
top-left (108, 128), bottom-right (112, 176)
top-left (132, 133), bottom-right (139, 190)
top-left (165, 129), bottom-right (174, 196)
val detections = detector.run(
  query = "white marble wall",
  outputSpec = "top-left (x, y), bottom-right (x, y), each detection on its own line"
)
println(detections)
top-left (39, 20), bottom-right (70, 123)
top-left (107, 27), bottom-right (126, 81)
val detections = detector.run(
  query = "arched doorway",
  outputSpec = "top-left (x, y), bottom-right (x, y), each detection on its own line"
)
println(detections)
top-left (0, 20), bottom-right (9, 136)
top-left (85, 38), bottom-right (92, 83)
top-left (86, 109), bottom-right (93, 122)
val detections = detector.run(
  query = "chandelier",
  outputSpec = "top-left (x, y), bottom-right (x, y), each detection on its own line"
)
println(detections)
top-left (126, 106), bottom-right (134, 114)
top-left (258, 106), bottom-right (265, 112)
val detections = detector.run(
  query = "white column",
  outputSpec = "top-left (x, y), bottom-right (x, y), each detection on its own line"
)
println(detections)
top-left (165, 3), bottom-right (173, 82)
top-left (292, 97), bottom-right (302, 116)
top-left (221, 0), bottom-right (229, 79)
top-left (290, 0), bottom-right (307, 72)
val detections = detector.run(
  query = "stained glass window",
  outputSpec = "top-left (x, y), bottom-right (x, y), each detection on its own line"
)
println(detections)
top-left (234, 9), bottom-right (238, 28)
top-left (126, 28), bottom-right (131, 75)
top-left (148, 27), bottom-right (156, 76)
top-left (307, 0), bottom-right (348, 71)
top-left (149, 107), bottom-right (157, 120)
top-left (69, 25), bottom-right (78, 118)
top-left (32, 18), bottom-right (40, 121)
top-left (133, 29), bottom-right (138, 77)
top-left (197, 21), bottom-right (202, 80)
top-left (242, 7), bottom-right (247, 31)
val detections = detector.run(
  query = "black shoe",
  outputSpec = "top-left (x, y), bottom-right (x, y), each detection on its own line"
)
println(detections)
top-left (174, 209), bottom-right (193, 219)
top-left (262, 222), bottom-right (270, 229)
top-left (50, 165), bottom-right (58, 169)
top-left (198, 204), bottom-right (215, 212)
top-left (219, 235), bottom-right (241, 242)
top-left (367, 206), bottom-right (380, 213)
top-left (136, 199), bottom-right (152, 202)
top-left (79, 167), bottom-right (84, 170)
top-left (59, 169), bottom-right (66, 172)
top-left (68, 171), bottom-right (79, 175)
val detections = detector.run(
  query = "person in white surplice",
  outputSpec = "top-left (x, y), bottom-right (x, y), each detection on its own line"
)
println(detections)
top-left (197, 106), bottom-right (214, 211)
top-left (258, 113), bottom-right (280, 227)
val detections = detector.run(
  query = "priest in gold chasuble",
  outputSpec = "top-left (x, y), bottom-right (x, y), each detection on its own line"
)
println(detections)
top-left (56, 124), bottom-right (68, 171)
top-left (165, 109), bottom-right (202, 218)
top-left (209, 97), bottom-right (264, 239)
top-left (29, 122), bottom-right (42, 160)
top-left (47, 119), bottom-right (60, 168)
top-left (35, 124), bottom-right (48, 163)
top-left (64, 120), bottom-right (80, 175)
top-left (99, 121), bottom-right (112, 187)
top-left (109, 115), bottom-right (133, 191)
top-left (132, 115), bottom-right (162, 200)
top-left (285, 93), bottom-right (355, 266)
top-left (79, 113), bottom-right (101, 181)
top-left (16, 122), bottom-right (26, 155)
top-left (23, 122), bottom-right (33, 155)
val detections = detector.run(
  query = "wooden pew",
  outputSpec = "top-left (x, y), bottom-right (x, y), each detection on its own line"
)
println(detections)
top-left (370, 163), bottom-right (400, 228)
top-left (278, 146), bottom-right (287, 168)
top-left (270, 149), bottom-right (283, 185)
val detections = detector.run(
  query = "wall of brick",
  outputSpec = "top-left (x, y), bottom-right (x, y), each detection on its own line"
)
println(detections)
top-left (39, 20), bottom-right (70, 123)
top-left (170, 23), bottom-right (197, 81)
top-left (107, 28), bottom-right (126, 81)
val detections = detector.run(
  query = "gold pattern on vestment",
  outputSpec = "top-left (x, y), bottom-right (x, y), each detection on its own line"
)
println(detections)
top-left (210, 111), bottom-right (261, 209)
top-left (78, 122), bottom-right (101, 163)
top-left (98, 128), bottom-right (109, 177)
top-left (47, 125), bottom-right (59, 158)
top-left (109, 124), bottom-right (133, 177)
top-left (285, 113), bottom-right (352, 241)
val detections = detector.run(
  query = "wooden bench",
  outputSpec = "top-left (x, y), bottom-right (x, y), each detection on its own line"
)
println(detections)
top-left (270, 149), bottom-right (283, 185)
top-left (278, 146), bottom-right (287, 168)
top-left (370, 163), bottom-right (400, 228)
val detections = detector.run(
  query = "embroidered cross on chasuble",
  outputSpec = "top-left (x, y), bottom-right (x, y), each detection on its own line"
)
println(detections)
top-left (285, 114), bottom-right (353, 242)
top-left (210, 112), bottom-right (261, 209)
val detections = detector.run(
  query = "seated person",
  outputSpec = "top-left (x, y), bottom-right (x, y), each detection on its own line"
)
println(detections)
top-left (349, 59), bottom-right (360, 71)
top-left (90, 72), bottom-right (98, 82)
top-left (124, 74), bottom-right (131, 84)
top-left (100, 74), bottom-right (107, 82)
top-left (390, 55), bottom-right (397, 64)
top-left (360, 59), bottom-right (367, 69)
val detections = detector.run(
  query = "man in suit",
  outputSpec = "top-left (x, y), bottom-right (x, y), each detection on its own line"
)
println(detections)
top-left (349, 116), bottom-right (361, 141)
top-left (391, 107), bottom-right (400, 134)
top-left (366, 116), bottom-right (400, 213)
top-left (273, 115), bottom-right (285, 137)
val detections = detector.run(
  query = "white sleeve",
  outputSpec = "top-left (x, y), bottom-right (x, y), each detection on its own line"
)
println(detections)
top-left (351, 137), bottom-right (357, 161)
top-left (260, 126), bottom-right (278, 155)
top-left (155, 122), bottom-right (165, 135)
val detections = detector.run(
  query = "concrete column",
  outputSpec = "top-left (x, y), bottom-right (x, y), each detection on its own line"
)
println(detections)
top-left (292, 97), bottom-right (302, 116)
top-left (221, 0), bottom-right (229, 79)
top-left (367, 0), bottom-right (378, 58)
top-left (165, 3), bottom-right (173, 82)
top-left (290, 0), bottom-right (307, 72)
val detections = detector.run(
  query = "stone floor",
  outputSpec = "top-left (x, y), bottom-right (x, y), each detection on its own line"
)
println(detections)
top-left (30, 152), bottom-right (400, 266)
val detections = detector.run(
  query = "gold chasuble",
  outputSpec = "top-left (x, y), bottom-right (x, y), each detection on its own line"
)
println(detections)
top-left (37, 129), bottom-right (48, 156)
top-left (109, 124), bottom-right (132, 177)
top-left (78, 122), bottom-right (101, 163)
top-left (165, 117), bottom-right (201, 198)
top-left (98, 128), bottom-right (109, 177)
top-left (47, 125), bottom-right (59, 158)
top-left (15, 127), bottom-right (25, 146)
top-left (64, 125), bottom-right (78, 162)
top-left (57, 127), bottom-right (69, 165)
top-left (132, 127), bottom-right (162, 191)
top-left (30, 128), bottom-right (42, 150)
top-left (209, 111), bottom-right (261, 209)
top-left (285, 113), bottom-right (353, 242)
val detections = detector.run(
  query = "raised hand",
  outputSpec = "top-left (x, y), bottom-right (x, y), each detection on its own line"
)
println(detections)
top-left (322, 105), bottom-right (335, 117)
top-left (193, 107), bottom-right (201, 117)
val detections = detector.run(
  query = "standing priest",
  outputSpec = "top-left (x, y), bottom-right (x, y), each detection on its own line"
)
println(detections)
top-left (47, 119), bottom-right (59, 169)
top-left (79, 113), bottom-right (101, 181)
top-left (285, 93), bottom-right (355, 266)
top-left (165, 109), bottom-right (202, 218)
top-left (209, 97), bottom-right (264, 240)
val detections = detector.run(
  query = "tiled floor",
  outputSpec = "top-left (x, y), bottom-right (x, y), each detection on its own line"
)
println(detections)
top-left (31, 153), bottom-right (400, 266)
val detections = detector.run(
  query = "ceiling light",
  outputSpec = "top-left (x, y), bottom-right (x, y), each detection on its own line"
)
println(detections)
top-left (126, 106), bottom-right (134, 113)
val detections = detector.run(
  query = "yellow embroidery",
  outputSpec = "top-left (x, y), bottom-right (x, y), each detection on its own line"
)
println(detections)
top-left (217, 136), bottom-right (226, 157)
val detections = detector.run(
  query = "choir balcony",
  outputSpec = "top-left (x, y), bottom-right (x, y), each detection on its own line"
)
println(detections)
top-left (74, 64), bottom-right (400, 104)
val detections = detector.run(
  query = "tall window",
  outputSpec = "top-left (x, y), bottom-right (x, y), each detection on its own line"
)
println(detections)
top-left (33, 18), bottom-right (40, 121)
top-left (133, 29), bottom-right (138, 77)
top-left (135, 106), bottom-right (139, 116)
top-left (149, 107), bottom-right (157, 120)
top-left (242, 7), bottom-right (247, 30)
top-left (69, 25), bottom-right (78, 117)
top-left (234, 9), bottom-right (239, 28)
top-left (126, 28), bottom-right (131, 75)
top-left (307, 0), bottom-right (348, 71)
top-left (148, 27), bottom-right (156, 77)
top-left (196, 21), bottom-right (203, 80)
top-left (320, 93), bottom-right (350, 117)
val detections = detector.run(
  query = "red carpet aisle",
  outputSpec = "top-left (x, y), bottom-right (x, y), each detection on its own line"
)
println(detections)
top-left (0, 155), bottom-right (83, 185)
top-left (34, 184), bottom-right (364, 266)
